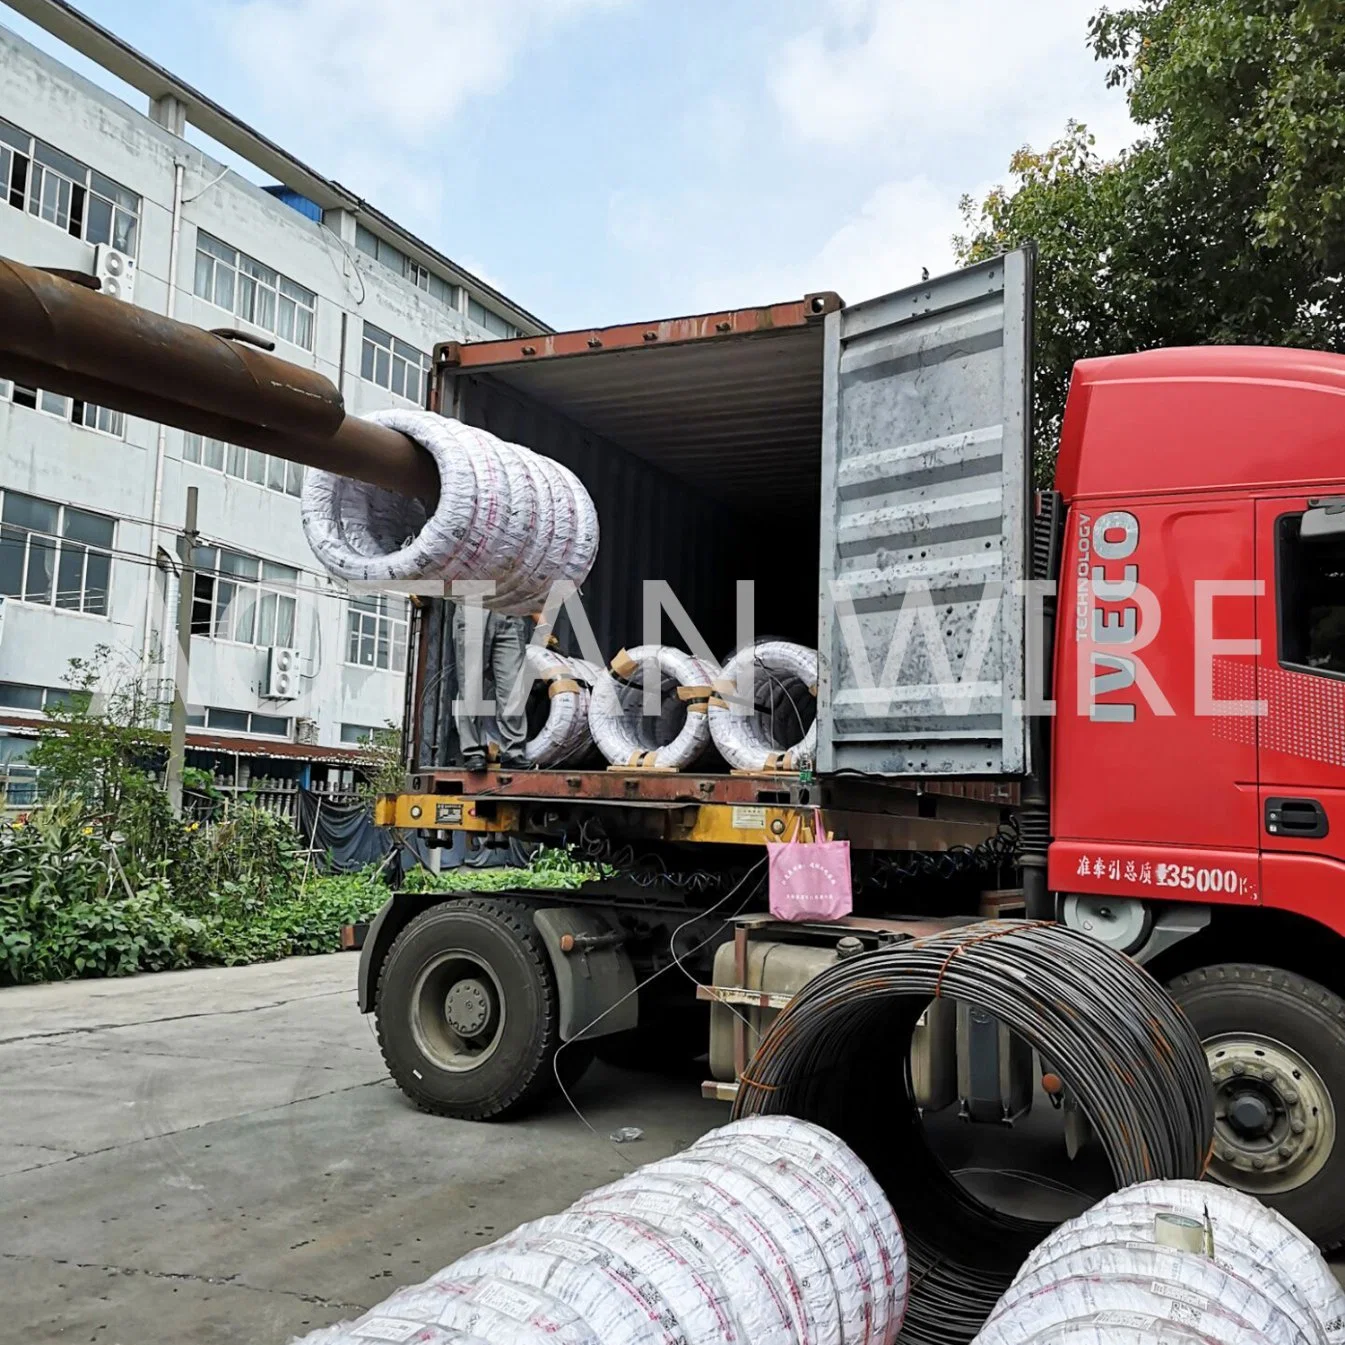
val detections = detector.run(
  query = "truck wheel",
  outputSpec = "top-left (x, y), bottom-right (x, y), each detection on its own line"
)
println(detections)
top-left (1169, 963), bottom-right (1345, 1248)
top-left (376, 897), bottom-right (568, 1121)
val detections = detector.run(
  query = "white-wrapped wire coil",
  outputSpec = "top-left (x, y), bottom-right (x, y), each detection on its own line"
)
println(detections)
top-left (1010, 1226), bottom-right (1319, 1344)
top-left (301, 410), bottom-right (598, 613)
top-left (568, 1179), bottom-right (797, 1345)
top-left (1000, 1319), bottom-right (1219, 1345)
top-left (700, 1114), bottom-right (909, 1345)
top-left (520, 645), bottom-right (595, 767)
top-left (975, 1177), bottom-right (1337, 1345)
top-left (978, 1272), bottom-right (1298, 1345)
top-left (987, 1243), bottom-right (1315, 1345)
top-left (291, 1117), bottom-right (905, 1345)
top-left (708, 640), bottom-right (818, 772)
top-left (588, 645), bottom-right (719, 770)
top-left (1086, 1181), bottom-right (1345, 1345)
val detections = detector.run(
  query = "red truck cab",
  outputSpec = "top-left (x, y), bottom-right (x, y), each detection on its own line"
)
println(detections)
top-left (1048, 346), bottom-right (1345, 1243)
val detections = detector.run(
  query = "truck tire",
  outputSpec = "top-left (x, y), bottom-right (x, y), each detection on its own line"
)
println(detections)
top-left (1168, 963), bottom-right (1345, 1249)
top-left (376, 896), bottom-right (573, 1120)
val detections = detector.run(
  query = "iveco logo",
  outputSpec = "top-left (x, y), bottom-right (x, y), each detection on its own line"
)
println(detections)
top-left (1078, 510), bottom-right (1141, 724)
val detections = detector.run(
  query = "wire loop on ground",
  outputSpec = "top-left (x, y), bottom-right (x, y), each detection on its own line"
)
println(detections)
top-left (732, 920), bottom-right (1214, 1345)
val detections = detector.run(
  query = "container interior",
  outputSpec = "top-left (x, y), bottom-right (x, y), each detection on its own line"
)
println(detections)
top-left (413, 321), bottom-right (827, 769)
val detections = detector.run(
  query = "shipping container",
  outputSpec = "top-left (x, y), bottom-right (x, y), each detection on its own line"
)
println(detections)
top-left (412, 251), bottom-right (1033, 780)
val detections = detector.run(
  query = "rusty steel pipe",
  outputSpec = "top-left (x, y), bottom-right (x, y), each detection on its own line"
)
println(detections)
top-left (0, 257), bottom-right (440, 502)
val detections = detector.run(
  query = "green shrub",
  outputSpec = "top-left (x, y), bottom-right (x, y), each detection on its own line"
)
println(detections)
top-left (0, 715), bottom-right (603, 985)
top-left (0, 798), bottom-right (386, 985)
top-left (401, 846), bottom-right (606, 895)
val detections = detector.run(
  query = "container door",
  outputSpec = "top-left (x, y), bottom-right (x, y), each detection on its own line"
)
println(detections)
top-left (817, 250), bottom-right (1033, 776)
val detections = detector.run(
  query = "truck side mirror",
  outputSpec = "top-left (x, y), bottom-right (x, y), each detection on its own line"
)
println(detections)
top-left (1300, 499), bottom-right (1345, 540)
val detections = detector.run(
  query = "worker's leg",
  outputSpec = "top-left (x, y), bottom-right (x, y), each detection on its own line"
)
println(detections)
top-left (491, 614), bottom-right (531, 764)
top-left (452, 603), bottom-right (488, 764)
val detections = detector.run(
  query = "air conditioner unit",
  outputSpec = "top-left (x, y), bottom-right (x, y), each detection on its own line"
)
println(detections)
top-left (94, 244), bottom-right (136, 303)
top-left (294, 717), bottom-right (320, 745)
top-left (267, 646), bottom-right (302, 699)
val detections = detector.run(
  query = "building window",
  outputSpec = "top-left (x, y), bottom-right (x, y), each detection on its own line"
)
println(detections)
top-left (340, 722), bottom-right (381, 745)
top-left (1278, 512), bottom-right (1345, 676)
top-left (346, 594), bottom-right (408, 672)
top-left (353, 222), bottom-right (461, 311)
top-left (0, 117), bottom-right (140, 253)
top-left (427, 272), bottom-right (458, 308)
top-left (466, 296), bottom-right (517, 339)
top-left (0, 491), bottom-right (113, 616)
top-left (360, 323), bottom-right (430, 404)
top-left (86, 170), bottom-right (140, 253)
top-left (193, 706), bottom-right (291, 737)
top-left (193, 231), bottom-right (315, 351)
top-left (189, 546), bottom-right (298, 647)
top-left (0, 682), bottom-right (76, 713)
top-left (183, 433), bottom-right (303, 496)
top-left (0, 378), bottom-right (124, 437)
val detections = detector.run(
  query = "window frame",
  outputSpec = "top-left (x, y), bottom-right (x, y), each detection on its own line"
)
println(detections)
top-left (189, 545), bottom-right (299, 649)
top-left (345, 593), bottom-right (409, 673)
top-left (0, 117), bottom-right (140, 254)
top-left (0, 489), bottom-right (114, 617)
top-left (199, 706), bottom-right (293, 738)
top-left (466, 296), bottom-right (518, 340)
top-left (183, 432), bottom-right (303, 497)
top-left (0, 378), bottom-right (124, 438)
top-left (340, 722), bottom-right (381, 745)
top-left (0, 681), bottom-right (75, 715)
top-left (359, 323), bottom-right (431, 406)
top-left (1275, 509), bottom-right (1345, 682)
top-left (350, 220), bottom-right (463, 315)
top-left (192, 230), bottom-right (316, 352)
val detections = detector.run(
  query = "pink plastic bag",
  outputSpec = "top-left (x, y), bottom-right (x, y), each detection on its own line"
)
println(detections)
top-left (767, 813), bottom-right (853, 922)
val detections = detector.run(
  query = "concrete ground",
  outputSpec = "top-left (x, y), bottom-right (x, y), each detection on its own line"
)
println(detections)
top-left (5, 956), bottom-right (1341, 1345)
top-left (0, 954), bottom-right (720, 1345)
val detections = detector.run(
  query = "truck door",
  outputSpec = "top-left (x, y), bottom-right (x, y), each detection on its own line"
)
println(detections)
top-left (1256, 497), bottom-right (1345, 913)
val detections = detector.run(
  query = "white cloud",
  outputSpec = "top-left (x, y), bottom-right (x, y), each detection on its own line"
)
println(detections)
top-left (596, 0), bottom-right (1136, 321)
top-left (797, 175), bottom-right (979, 301)
top-left (772, 0), bottom-right (1129, 156)
top-left (677, 175), bottom-right (989, 312)
top-left (223, 0), bottom-right (623, 143)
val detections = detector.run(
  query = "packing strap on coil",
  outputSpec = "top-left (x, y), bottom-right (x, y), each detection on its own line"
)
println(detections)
top-left (676, 685), bottom-right (713, 701)
top-left (548, 678), bottom-right (583, 698)
top-left (610, 649), bottom-right (639, 679)
top-left (709, 677), bottom-right (752, 712)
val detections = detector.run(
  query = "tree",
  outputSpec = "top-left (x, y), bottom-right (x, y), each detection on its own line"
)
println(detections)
top-left (957, 0), bottom-right (1345, 477)
top-left (29, 647), bottom-right (168, 824)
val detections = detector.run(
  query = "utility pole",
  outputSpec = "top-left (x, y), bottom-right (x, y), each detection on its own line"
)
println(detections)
top-left (165, 486), bottom-right (198, 816)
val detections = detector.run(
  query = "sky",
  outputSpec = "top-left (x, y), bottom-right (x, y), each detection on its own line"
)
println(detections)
top-left (2, 0), bottom-right (1136, 330)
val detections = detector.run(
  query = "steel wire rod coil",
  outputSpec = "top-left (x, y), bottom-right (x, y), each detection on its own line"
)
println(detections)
top-left (731, 920), bottom-right (1214, 1345)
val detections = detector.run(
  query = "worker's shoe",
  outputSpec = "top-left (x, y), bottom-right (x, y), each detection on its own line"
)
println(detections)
top-left (463, 751), bottom-right (487, 773)
top-left (501, 752), bottom-right (530, 769)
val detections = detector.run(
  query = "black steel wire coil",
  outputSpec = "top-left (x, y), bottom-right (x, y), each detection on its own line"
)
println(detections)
top-left (731, 920), bottom-right (1214, 1345)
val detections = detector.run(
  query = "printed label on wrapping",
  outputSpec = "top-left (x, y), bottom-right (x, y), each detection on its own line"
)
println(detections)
top-left (352, 1318), bottom-right (427, 1342)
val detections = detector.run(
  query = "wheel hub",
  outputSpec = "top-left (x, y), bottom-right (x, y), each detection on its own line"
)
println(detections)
top-left (409, 951), bottom-right (506, 1073)
top-left (444, 977), bottom-right (492, 1037)
top-left (1205, 1033), bottom-right (1336, 1195)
